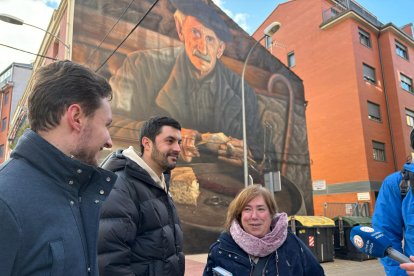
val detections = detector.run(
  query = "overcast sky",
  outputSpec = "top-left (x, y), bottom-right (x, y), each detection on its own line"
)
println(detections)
top-left (0, 0), bottom-right (58, 73)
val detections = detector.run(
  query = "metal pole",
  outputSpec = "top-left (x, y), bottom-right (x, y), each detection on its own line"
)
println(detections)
top-left (23, 22), bottom-right (70, 51)
top-left (0, 14), bottom-right (70, 57)
top-left (241, 35), bottom-right (267, 187)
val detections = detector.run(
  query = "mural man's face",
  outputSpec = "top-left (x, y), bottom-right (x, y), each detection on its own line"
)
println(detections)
top-left (181, 16), bottom-right (225, 78)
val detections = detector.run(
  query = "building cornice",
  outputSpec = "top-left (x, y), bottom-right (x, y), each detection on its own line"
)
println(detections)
top-left (320, 10), bottom-right (379, 32)
top-left (380, 23), bottom-right (414, 47)
top-left (321, 10), bottom-right (414, 47)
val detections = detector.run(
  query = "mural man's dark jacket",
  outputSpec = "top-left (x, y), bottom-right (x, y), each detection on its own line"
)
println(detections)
top-left (109, 47), bottom-right (263, 157)
top-left (0, 129), bottom-right (116, 276)
top-left (98, 150), bottom-right (185, 276)
top-left (203, 231), bottom-right (324, 276)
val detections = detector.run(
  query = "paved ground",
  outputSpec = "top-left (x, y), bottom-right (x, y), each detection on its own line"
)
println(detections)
top-left (184, 254), bottom-right (386, 276)
top-left (319, 258), bottom-right (385, 276)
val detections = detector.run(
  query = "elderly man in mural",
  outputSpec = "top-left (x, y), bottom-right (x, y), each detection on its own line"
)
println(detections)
top-left (109, 0), bottom-right (263, 167)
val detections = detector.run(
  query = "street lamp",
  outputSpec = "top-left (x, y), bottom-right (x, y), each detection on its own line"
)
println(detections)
top-left (241, 21), bottom-right (281, 187)
top-left (0, 13), bottom-right (70, 56)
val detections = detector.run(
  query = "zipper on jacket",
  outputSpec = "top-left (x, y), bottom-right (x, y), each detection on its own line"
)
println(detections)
top-left (275, 250), bottom-right (279, 276)
top-left (78, 196), bottom-right (91, 273)
top-left (164, 192), bottom-right (180, 254)
top-left (70, 194), bottom-right (90, 275)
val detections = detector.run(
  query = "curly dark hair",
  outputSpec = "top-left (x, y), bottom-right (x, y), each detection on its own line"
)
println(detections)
top-left (139, 116), bottom-right (181, 153)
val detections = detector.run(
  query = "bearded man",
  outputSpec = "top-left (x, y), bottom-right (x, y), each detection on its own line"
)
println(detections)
top-left (98, 116), bottom-right (185, 276)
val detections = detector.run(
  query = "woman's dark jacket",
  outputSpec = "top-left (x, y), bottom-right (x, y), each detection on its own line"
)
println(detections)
top-left (98, 150), bottom-right (184, 276)
top-left (203, 231), bottom-right (324, 276)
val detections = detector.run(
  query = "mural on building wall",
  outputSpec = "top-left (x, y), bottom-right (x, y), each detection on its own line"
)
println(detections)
top-left (73, 0), bottom-right (313, 253)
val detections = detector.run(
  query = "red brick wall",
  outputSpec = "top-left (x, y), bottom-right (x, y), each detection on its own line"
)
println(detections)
top-left (0, 85), bottom-right (12, 163)
top-left (253, 0), bottom-right (414, 214)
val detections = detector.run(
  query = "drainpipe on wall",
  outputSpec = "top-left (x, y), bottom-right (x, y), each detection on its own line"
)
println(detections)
top-left (377, 31), bottom-right (398, 171)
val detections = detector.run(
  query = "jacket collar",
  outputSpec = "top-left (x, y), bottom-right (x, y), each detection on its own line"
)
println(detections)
top-left (219, 231), bottom-right (243, 252)
top-left (102, 149), bottom-right (169, 191)
top-left (11, 129), bottom-right (116, 195)
top-left (122, 146), bottom-right (166, 191)
top-left (217, 231), bottom-right (250, 263)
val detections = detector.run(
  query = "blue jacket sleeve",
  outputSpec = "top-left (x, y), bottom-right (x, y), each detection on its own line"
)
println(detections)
top-left (372, 172), bottom-right (406, 276)
top-left (0, 198), bottom-right (21, 276)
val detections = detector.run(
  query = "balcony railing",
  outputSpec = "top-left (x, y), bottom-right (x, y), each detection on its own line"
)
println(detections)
top-left (322, 0), bottom-right (383, 28)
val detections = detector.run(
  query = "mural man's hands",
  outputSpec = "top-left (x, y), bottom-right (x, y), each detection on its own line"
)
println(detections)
top-left (217, 136), bottom-right (245, 166)
top-left (200, 133), bottom-right (256, 167)
top-left (180, 130), bottom-right (256, 167)
top-left (180, 128), bottom-right (201, 162)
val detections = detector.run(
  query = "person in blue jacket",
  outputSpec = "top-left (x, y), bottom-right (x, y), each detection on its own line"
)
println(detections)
top-left (373, 129), bottom-right (414, 276)
top-left (203, 184), bottom-right (324, 276)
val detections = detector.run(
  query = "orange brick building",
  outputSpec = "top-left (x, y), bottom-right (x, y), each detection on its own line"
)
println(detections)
top-left (254, 0), bottom-right (414, 215)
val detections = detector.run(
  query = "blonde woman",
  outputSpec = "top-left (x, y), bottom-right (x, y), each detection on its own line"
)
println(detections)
top-left (203, 185), bottom-right (324, 276)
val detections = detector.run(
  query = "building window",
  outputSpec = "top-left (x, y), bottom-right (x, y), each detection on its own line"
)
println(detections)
top-left (3, 92), bottom-right (9, 105)
top-left (396, 40), bottom-right (409, 60)
top-left (287, 52), bottom-right (295, 68)
top-left (363, 63), bottom-right (376, 84)
top-left (367, 101), bottom-right (381, 122)
top-left (358, 28), bottom-right (371, 48)
top-left (406, 109), bottom-right (414, 127)
top-left (401, 73), bottom-right (413, 92)
top-left (265, 36), bottom-right (272, 49)
top-left (1, 117), bottom-right (6, 132)
top-left (0, 144), bottom-right (3, 159)
top-left (0, 68), bottom-right (12, 84)
top-left (372, 141), bottom-right (386, 161)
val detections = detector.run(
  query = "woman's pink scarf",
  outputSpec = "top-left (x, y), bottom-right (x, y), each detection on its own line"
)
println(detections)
top-left (229, 212), bottom-right (288, 257)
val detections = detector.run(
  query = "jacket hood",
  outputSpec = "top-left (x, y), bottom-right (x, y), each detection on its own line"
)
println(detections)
top-left (100, 149), bottom-right (167, 189)
top-left (100, 149), bottom-right (127, 173)
top-left (403, 162), bottom-right (414, 173)
top-left (218, 231), bottom-right (241, 252)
